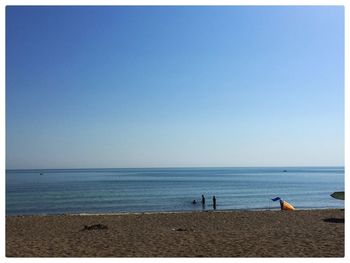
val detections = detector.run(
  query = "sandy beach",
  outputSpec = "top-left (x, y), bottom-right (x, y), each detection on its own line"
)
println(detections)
top-left (6, 209), bottom-right (344, 257)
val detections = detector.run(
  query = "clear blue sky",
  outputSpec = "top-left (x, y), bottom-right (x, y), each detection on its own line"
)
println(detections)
top-left (6, 6), bottom-right (344, 169)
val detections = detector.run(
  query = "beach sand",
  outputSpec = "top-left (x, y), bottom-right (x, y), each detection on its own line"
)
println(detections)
top-left (6, 209), bottom-right (344, 257)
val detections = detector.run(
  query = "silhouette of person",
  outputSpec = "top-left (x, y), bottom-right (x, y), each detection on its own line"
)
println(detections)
top-left (213, 196), bottom-right (216, 210)
top-left (279, 199), bottom-right (284, 210)
top-left (192, 199), bottom-right (197, 204)
top-left (201, 195), bottom-right (206, 210)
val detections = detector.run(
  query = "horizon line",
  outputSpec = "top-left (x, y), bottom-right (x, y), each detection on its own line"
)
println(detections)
top-left (5, 165), bottom-right (345, 171)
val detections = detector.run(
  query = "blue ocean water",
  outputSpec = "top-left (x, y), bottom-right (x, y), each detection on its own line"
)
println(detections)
top-left (6, 167), bottom-right (344, 216)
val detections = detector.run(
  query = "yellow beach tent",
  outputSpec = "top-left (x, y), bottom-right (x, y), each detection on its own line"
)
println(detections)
top-left (280, 200), bottom-right (295, 211)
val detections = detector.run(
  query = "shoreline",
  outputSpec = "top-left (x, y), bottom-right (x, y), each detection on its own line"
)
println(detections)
top-left (6, 207), bottom-right (344, 218)
top-left (6, 208), bottom-right (344, 257)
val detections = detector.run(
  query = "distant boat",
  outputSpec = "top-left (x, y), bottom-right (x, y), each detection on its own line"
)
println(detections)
top-left (283, 170), bottom-right (287, 172)
top-left (331, 191), bottom-right (344, 200)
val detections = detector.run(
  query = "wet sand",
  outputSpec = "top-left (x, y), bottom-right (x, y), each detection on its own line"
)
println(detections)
top-left (6, 209), bottom-right (344, 257)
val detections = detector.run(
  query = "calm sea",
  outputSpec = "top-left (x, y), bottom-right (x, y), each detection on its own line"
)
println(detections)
top-left (6, 167), bottom-right (344, 216)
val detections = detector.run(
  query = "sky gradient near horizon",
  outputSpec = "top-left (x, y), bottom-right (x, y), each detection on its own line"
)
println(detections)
top-left (6, 6), bottom-right (344, 169)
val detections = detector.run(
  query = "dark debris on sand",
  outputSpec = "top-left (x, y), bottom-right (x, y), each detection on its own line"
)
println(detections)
top-left (81, 224), bottom-right (108, 231)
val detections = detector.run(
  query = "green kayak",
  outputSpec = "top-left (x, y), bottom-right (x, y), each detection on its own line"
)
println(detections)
top-left (331, 191), bottom-right (344, 200)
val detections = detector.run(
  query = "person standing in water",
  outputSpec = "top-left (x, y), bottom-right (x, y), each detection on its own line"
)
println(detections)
top-left (213, 196), bottom-right (216, 210)
top-left (201, 194), bottom-right (206, 210)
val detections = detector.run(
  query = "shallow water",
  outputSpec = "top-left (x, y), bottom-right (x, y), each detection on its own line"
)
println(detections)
top-left (6, 167), bottom-right (344, 215)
